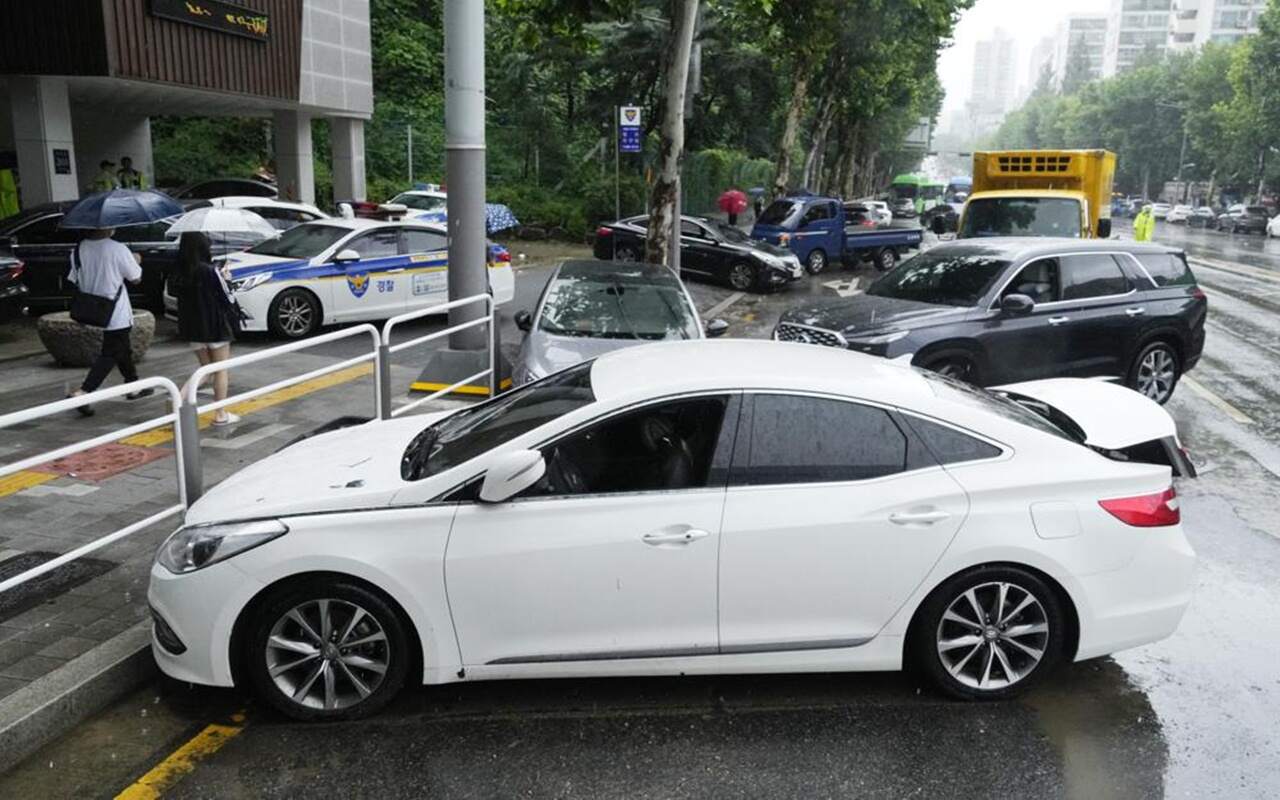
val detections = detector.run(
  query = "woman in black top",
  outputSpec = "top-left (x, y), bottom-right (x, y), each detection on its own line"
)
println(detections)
top-left (175, 232), bottom-right (241, 427)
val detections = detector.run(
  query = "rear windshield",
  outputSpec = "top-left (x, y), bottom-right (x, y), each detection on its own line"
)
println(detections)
top-left (866, 250), bottom-right (1010, 307)
top-left (959, 198), bottom-right (1082, 238)
top-left (1136, 253), bottom-right (1196, 287)
top-left (758, 201), bottom-right (799, 226)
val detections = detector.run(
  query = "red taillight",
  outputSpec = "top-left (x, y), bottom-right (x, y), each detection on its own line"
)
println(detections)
top-left (9, 261), bottom-right (22, 278)
top-left (495, 249), bottom-right (511, 263)
top-left (1192, 286), bottom-right (1206, 301)
top-left (596, 226), bottom-right (613, 238)
top-left (1099, 487), bottom-right (1180, 527)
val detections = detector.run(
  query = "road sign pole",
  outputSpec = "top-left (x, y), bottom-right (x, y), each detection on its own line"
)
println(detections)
top-left (614, 106), bottom-right (621, 221)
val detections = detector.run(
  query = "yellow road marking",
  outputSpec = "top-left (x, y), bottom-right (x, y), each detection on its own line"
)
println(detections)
top-left (115, 714), bottom-right (246, 799)
top-left (410, 377), bottom-right (512, 396)
top-left (0, 470), bottom-right (56, 498)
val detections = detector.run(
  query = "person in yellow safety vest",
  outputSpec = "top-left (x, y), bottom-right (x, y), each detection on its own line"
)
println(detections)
top-left (1133, 204), bottom-right (1155, 242)
top-left (0, 168), bottom-right (18, 219)
top-left (117, 156), bottom-right (146, 190)
top-left (89, 160), bottom-right (118, 193)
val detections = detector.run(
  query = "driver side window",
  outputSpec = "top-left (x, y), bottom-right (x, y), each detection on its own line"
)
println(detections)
top-left (525, 395), bottom-right (737, 498)
top-left (800, 204), bottom-right (831, 227)
top-left (1003, 258), bottom-right (1060, 305)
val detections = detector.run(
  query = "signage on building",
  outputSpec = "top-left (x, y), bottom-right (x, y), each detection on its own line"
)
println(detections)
top-left (150, 0), bottom-right (270, 42)
top-left (619, 105), bottom-right (642, 153)
top-left (52, 149), bottom-right (71, 175)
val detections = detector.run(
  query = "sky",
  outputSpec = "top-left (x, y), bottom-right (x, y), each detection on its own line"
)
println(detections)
top-left (938, 0), bottom-right (1112, 121)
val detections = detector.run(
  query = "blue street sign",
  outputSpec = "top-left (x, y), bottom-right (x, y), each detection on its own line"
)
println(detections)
top-left (620, 126), bottom-right (641, 153)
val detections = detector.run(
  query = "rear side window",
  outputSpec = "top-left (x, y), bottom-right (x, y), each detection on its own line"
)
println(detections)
top-left (731, 395), bottom-right (907, 486)
top-left (1059, 254), bottom-right (1130, 301)
top-left (1136, 253), bottom-right (1195, 287)
top-left (902, 415), bottom-right (1002, 464)
top-left (800, 203), bottom-right (833, 226)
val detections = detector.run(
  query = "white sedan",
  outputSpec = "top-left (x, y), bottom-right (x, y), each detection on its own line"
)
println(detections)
top-left (207, 218), bottom-right (513, 338)
top-left (148, 340), bottom-right (1195, 720)
top-left (1268, 212), bottom-right (1280, 238)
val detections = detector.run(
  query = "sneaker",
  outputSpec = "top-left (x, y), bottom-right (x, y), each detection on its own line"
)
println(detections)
top-left (212, 412), bottom-right (241, 427)
top-left (68, 393), bottom-right (94, 417)
top-left (125, 387), bottom-right (156, 400)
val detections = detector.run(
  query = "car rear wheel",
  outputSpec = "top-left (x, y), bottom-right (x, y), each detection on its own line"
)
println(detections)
top-left (911, 566), bottom-right (1066, 700)
top-left (727, 261), bottom-right (757, 291)
top-left (1128, 341), bottom-right (1180, 404)
top-left (269, 288), bottom-right (321, 339)
top-left (246, 579), bottom-right (411, 721)
top-left (615, 244), bottom-right (640, 262)
top-left (922, 353), bottom-right (978, 384)
top-left (805, 249), bottom-right (828, 275)
top-left (873, 247), bottom-right (898, 272)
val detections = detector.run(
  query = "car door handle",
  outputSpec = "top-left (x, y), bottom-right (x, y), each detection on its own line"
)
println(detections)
top-left (889, 510), bottom-right (951, 525)
top-left (1125, 307), bottom-right (1145, 316)
top-left (1047, 316), bottom-right (1070, 326)
top-left (642, 528), bottom-right (710, 545)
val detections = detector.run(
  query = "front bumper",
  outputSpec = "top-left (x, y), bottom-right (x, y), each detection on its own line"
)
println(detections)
top-left (765, 259), bottom-right (804, 285)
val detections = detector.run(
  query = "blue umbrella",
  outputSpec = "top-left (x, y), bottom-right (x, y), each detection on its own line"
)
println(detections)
top-left (413, 202), bottom-right (521, 235)
top-left (59, 189), bottom-right (185, 229)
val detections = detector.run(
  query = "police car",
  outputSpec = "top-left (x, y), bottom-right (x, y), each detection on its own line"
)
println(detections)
top-left (167, 218), bottom-right (513, 339)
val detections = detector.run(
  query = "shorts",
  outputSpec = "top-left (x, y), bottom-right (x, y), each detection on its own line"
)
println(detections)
top-left (188, 341), bottom-right (230, 351)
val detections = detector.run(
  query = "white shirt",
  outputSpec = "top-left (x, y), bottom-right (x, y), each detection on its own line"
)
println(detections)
top-left (69, 238), bottom-right (142, 330)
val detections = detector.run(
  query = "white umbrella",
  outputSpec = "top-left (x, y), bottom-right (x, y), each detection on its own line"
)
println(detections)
top-left (166, 207), bottom-right (278, 249)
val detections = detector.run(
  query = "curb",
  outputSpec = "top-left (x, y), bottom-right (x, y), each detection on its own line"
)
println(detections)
top-left (0, 621), bottom-right (154, 774)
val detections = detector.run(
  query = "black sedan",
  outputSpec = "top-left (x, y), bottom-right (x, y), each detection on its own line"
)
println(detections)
top-left (775, 238), bottom-right (1207, 404)
top-left (593, 215), bottom-right (804, 292)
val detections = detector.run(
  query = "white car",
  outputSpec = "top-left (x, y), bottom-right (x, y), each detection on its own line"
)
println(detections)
top-left (205, 196), bottom-right (330, 231)
top-left (389, 189), bottom-right (448, 215)
top-left (147, 340), bottom-right (1195, 720)
top-left (1165, 204), bottom-right (1193, 224)
top-left (856, 198), bottom-right (894, 226)
top-left (1268, 212), bottom-right (1280, 238)
top-left (1151, 203), bottom-right (1172, 220)
top-left (202, 219), bottom-right (514, 338)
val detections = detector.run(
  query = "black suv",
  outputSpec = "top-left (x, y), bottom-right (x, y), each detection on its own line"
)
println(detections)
top-left (775, 238), bottom-right (1207, 404)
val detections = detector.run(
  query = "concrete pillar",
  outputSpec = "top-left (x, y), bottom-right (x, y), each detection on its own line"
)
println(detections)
top-left (273, 110), bottom-right (315, 204)
top-left (9, 77), bottom-right (79, 206)
top-left (330, 117), bottom-right (366, 202)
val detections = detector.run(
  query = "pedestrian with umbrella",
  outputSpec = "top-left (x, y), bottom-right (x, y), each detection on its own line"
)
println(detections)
top-left (61, 189), bottom-right (184, 416)
top-left (171, 231), bottom-right (242, 427)
top-left (718, 189), bottom-right (748, 227)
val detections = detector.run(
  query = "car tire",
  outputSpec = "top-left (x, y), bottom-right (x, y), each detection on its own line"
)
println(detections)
top-left (727, 261), bottom-right (757, 291)
top-left (615, 244), bottom-right (640, 262)
top-left (910, 565), bottom-right (1066, 701)
top-left (805, 249), bottom-right (828, 275)
top-left (1127, 340), bottom-right (1181, 404)
top-left (873, 247), bottom-right (898, 272)
top-left (268, 288), bottom-right (321, 339)
top-left (921, 353), bottom-right (979, 384)
top-left (246, 578), bottom-right (412, 721)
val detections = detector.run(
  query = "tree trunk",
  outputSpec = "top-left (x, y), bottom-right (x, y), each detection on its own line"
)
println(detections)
top-left (802, 92), bottom-right (836, 191)
top-left (840, 126), bottom-right (859, 199)
top-left (644, 0), bottom-right (700, 266)
top-left (771, 63), bottom-right (811, 198)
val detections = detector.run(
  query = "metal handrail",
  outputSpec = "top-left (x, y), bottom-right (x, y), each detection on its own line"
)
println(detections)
top-left (380, 293), bottom-right (495, 419)
top-left (0, 376), bottom-right (187, 594)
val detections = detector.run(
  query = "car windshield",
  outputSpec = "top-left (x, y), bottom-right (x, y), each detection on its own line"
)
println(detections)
top-left (959, 198), bottom-right (1082, 238)
top-left (866, 250), bottom-right (1010, 307)
top-left (248, 224), bottom-right (349, 258)
top-left (758, 201), bottom-right (799, 226)
top-left (920, 370), bottom-right (1078, 443)
top-left (713, 222), bottom-right (751, 243)
top-left (401, 363), bottom-right (595, 481)
top-left (392, 193), bottom-right (447, 212)
top-left (538, 268), bottom-right (701, 340)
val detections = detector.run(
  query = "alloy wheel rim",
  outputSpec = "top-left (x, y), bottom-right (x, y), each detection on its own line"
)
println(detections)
top-left (730, 264), bottom-right (752, 289)
top-left (266, 598), bottom-right (390, 710)
top-left (807, 251), bottom-right (826, 274)
top-left (936, 360), bottom-right (968, 380)
top-left (278, 296), bottom-right (312, 335)
top-left (617, 247), bottom-right (638, 262)
top-left (1137, 349), bottom-right (1175, 401)
top-left (881, 251), bottom-right (897, 269)
top-left (937, 581), bottom-right (1048, 691)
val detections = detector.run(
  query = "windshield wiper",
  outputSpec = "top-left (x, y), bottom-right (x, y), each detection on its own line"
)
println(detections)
top-left (402, 427), bottom-right (441, 481)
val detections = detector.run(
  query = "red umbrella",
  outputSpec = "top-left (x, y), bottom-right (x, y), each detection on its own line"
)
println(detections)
top-left (718, 189), bottom-right (748, 215)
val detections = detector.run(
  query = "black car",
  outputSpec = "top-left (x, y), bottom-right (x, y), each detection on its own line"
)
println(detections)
top-left (922, 202), bottom-right (961, 235)
top-left (172, 178), bottom-right (277, 204)
top-left (1216, 204), bottom-right (1269, 234)
top-left (593, 214), bottom-right (804, 292)
top-left (0, 246), bottom-right (28, 322)
top-left (775, 239), bottom-right (1207, 404)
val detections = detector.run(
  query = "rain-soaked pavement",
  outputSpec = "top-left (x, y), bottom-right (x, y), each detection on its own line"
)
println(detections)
top-left (3, 222), bottom-right (1279, 798)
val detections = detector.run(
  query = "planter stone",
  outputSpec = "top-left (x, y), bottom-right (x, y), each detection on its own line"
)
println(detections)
top-left (36, 311), bottom-right (155, 367)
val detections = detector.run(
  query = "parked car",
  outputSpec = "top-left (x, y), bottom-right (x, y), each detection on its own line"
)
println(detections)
top-left (147, 338), bottom-right (1196, 721)
top-left (511, 259), bottom-right (726, 384)
top-left (193, 197), bottom-right (329, 231)
top-left (182, 218), bottom-right (513, 339)
top-left (1188, 207), bottom-right (1217, 228)
top-left (388, 189), bottom-right (448, 214)
top-left (594, 214), bottom-right (803, 292)
top-left (921, 202), bottom-right (960, 235)
top-left (890, 196), bottom-right (918, 219)
top-left (775, 238), bottom-right (1206, 404)
top-left (751, 195), bottom-right (924, 274)
top-left (855, 198), bottom-right (894, 225)
top-left (1165, 205), bottom-right (1193, 225)
top-left (1268, 211), bottom-right (1280, 238)
top-left (1151, 203), bottom-right (1172, 220)
top-left (0, 246), bottom-right (28, 322)
top-left (172, 178), bottom-right (277, 203)
top-left (1217, 204), bottom-right (1269, 234)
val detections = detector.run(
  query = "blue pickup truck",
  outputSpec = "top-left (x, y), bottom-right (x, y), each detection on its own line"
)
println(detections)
top-left (751, 196), bottom-right (924, 274)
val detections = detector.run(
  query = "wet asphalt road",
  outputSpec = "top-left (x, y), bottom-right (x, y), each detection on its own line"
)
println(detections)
top-left (3, 224), bottom-right (1280, 798)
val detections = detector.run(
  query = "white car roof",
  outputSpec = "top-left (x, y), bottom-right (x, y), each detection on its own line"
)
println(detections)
top-left (211, 196), bottom-right (329, 216)
top-left (396, 190), bottom-right (447, 200)
top-left (588, 339), bottom-right (934, 408)
top-left (304, 217), bottom-right (449, 234)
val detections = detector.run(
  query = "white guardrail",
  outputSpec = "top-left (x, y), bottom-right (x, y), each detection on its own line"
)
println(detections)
top-left (0, 293), bottom-right (495, 595)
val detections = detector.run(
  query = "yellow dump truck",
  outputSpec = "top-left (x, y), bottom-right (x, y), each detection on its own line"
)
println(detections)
top-left (957, 149), bottom-right (1116, 239)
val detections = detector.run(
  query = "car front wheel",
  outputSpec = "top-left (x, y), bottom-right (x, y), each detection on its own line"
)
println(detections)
top-left (805, 249), bottom-right (828, 275)
top-left (727, 261), bottom-right (757, 291)
top-left (1128, 340), bottom-right (1180, 404)
top-left (911, 566), bottom-right (1066, 700)
top-left (269, 288), bottom-right (321, 339)
top-left (247, 579), bottom-right (412, 721)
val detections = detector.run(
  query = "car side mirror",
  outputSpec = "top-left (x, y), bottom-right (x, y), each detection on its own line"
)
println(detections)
top-left (514, 309), bottom-right (533, 332)
top-left (1097, 219), bottom-right (1112, 238)
top-left (479, 449), bottom-right (546, 503)
top-left (705, 318), bottom-right (729, 338)
top-left (1000, 293), bottom-right (1035, 316)
top-left (333, 248), bottom-right (360, 264)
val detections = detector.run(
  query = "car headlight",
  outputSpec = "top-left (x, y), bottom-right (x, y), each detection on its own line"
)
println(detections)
top-left (156, 519), bottom-right (288, 574)
top-left (846, 330), bottom-right (910, 346)
top-left (230, 272), bottom-right (272, 293)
